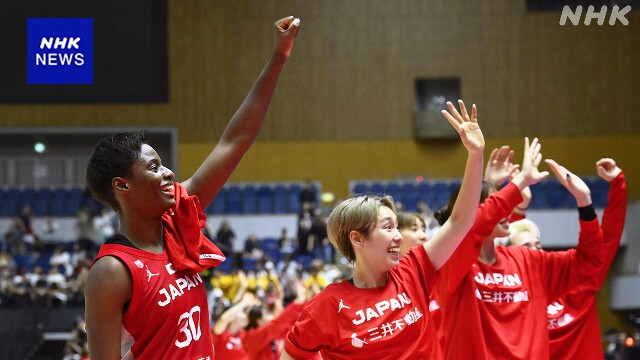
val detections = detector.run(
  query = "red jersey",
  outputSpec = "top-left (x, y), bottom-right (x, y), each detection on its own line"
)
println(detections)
top-left (436, 217), bottom-right (603, 359)
top-left (431, 182), bottom-right (524, 348)
top-left (285, 245), bottom-right (440, 360)
top-left (548, 172), bottom-right (626, 359)
top-left (96, 242), bottom-right (214, 360)
top-left (212, 301), bottom-right (306, 360)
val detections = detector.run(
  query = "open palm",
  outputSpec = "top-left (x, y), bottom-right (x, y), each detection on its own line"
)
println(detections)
top-left (441, 100), bottom-right (484, 153)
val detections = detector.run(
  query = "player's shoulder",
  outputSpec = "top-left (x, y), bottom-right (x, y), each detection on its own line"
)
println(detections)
top-left (89, 255), bottom-right (130, 283)
top-left (304, 280), bottom-right (349, 308)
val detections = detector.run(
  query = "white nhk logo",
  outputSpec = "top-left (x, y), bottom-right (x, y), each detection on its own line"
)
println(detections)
top-left (36, 37), bottom-right (85, 66)
top-left (559, 5), bottom-right (631, 26)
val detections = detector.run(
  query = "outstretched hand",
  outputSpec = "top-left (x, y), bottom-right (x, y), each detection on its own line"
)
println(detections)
top-left (596, 158), bottom-right (622, 182)
top-left (545, 159), bottom-right (592, 207)
top-left (274, 16), bottom-right (300, 60)
top-left (512, 137), bottom-right (549, 190)
top-left (441, 100), bottom-right (484, 154)
top-left (484, 145), bottom-right (519, 187)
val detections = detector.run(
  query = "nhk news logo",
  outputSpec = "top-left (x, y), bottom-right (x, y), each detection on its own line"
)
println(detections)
top-left (27, 18), bottom-right (93, 84)
top-left (559, 5), bottom-right (631, 26)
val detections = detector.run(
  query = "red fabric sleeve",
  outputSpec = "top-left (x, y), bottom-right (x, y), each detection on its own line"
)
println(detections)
top-left (438, 182), bottom-right (523, 292)
top-left (284, 309), bottom-right (325, 359)
top-left (539, 218), bottom-right (604, 302)
top-left (244, 302), bottom-right (306, 357)
top-left (595, 171), bottom-right (627, 286)
top-left (508, 211), bottom-right (525, 223)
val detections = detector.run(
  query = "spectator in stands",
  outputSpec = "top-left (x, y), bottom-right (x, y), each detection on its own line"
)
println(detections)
top-left (0, 250), bottom-right (16, 274)
top-left (298, 179), bottom-right (317, 209)
top-left (32, 274), bottom-right (49, 307)
top-left (278, 227), bottom-right (295, 255)
top-left (26, 265), bottom-right (46, 287)
top-left (69, 242), bottom-right (91, 270)
top-left (18, 205), bottom-right (34, 236)
top-left (63, 316), bottom-right (89, 360)
top-left (303, 259), bottom-right (327, 293)
top-left (74, 206), bottom-right (96, 252)
top-left (19, 205), bottom-right (42, 253)
top-left (50, 244), bottom-right (73, 276)
top-left (84, 15), bottom-right (300, 359)
top-left (245, 233), bottom-right (264, 261)
top-left (46, 265), bottom-right (67, 290)
top-left (276, 253), bottom-right (300, 289)
top-left (296, 203), bottom-right (314, 255)
top-left (310, 207), bottom-right (332, 263)
top-left (215, 219), bottom-right (236, 257)
top-left (38, 216), bottom-right (61, 243)
top-left (8, 267), bottom-right (31, 307)
top-left (283, 100), bottom-right (485, 359)
top-left (319, 261), bottom-right (343, 284)
top-left (208, 287), bottom-right (228, 326)
top-left (4, 216), bottom-right (28, 255)
top-left (417, 200), bottom-right (441, 239)
top-left (67, 263), bottom-right (90, 306)
top-left (211, 269), bottom-right (247, 305)
top-left (0, 265), bottom-right (12, 307)
top-left (92, 207), bottom-right (117, 245)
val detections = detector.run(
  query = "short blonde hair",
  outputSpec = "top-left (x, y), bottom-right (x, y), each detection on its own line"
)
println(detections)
top-left (508, 219), bottom-right (541, 244)
top-left (327, 195), bottom-right (396, 262)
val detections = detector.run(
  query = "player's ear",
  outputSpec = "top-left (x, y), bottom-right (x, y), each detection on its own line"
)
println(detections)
top-left (349, 230), bottom-right (364, 249)
top-left (113, 177), bottom-right (130, 194)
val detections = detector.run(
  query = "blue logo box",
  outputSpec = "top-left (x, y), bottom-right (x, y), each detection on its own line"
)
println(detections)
top-left (27, 18), bottom-right (93, 84)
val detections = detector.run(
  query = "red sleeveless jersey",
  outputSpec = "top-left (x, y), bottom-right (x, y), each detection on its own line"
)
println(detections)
top-left (96, 243), bottom-right (214, 360)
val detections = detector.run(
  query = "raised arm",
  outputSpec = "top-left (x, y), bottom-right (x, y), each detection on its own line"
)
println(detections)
top-left (596, 158), bottom-right (626, 284)
top-left (182, 16), bottom-right (301, 207)
top-left (509, 138), bottom-right (549, 195)
top-left (542, 159), bottom-right (604, 298)
top-left (424, 100), bottom-right (484, 270)
top-left (245, 283), bottom-right (308, 353)
top-left (438, 137), bottom-right (548, 290)
top-left (213, 292), bottom-right (260, 336)
top-left (545, 159), bottom-right (592, 207)
top-left (484, 145), bottom-right (531, 218)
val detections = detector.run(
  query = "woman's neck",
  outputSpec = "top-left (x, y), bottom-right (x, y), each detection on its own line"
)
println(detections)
top-left (118, 213), bottom-right (164, 254)
top-left (352, 265), bottom-right (388, 288)
top-left (478, 238), bottom-right (497, 265)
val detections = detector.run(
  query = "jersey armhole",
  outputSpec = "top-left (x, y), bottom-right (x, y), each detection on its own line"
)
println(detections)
top-left (99, 254), bottom-right (134, 314)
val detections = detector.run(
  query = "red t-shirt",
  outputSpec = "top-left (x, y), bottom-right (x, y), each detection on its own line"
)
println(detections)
top-left (548, 172), bottom-right (626, 359)
top-left (431, 182), bottom-right (524, 349)
top-left (285, 245), bottom-right (440, 359)
top-left (436, 218), bottom-right (603, 359)
top-left (96, 243), bottom-right (213, 360)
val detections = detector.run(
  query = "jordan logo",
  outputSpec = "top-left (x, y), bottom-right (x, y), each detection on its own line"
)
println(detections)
top-left (146, 265), bottom-right (159, 282)
top-left (338, 299), bottom-right (350, 313)
top-left (351, 333), bottom-right (368, 348)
